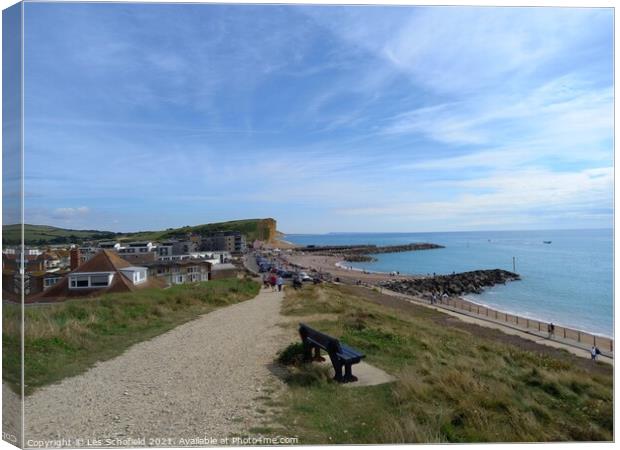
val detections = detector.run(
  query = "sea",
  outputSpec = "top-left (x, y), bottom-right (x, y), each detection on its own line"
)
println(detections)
top-left (285, 229), bottom-right (614, 338)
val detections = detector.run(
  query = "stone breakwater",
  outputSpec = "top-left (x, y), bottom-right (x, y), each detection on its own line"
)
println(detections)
top-left (302, 243), bottom-right (445, 262)
top-left (379, 269), bottom-right (520, 298)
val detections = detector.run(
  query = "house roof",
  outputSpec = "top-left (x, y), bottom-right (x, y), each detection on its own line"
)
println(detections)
top-left (31, 274), bottom-right (165, 303)
top-left (75, 250), bottom-right (132, 273)
top-left (31, 250), bottom-right (165, 302)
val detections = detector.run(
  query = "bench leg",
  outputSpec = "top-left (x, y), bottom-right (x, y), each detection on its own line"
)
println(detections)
top-left (333, 362), bottom-right (344, 382)
top-left (344, 364), bottom-right (358, 383)
top-left (313, 346), bottom-right (325, 362)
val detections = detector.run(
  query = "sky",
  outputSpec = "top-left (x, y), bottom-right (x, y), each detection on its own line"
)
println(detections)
top-left (17, 3), bottom-right (614, 233)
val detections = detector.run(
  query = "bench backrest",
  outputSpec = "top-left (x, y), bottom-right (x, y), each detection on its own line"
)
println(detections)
top-left (299, 323), bottom-right (342, 354)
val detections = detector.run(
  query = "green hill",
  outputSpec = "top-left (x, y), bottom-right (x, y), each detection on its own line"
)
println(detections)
top-left (3, 224), bottom-right (120, 246)
top-left (3, 218), bottom-right (277, 246)
top-left (120, 218), bottom-right (276, 242)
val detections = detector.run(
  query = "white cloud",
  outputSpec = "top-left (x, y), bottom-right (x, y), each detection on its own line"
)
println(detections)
top-left (389, 76), bottom-right (612, 170)
top-left (52, 206), bottom-right (90, 219)
top-left (335, 166), bottom-right (613, 230)
top-left (308, 7), bottom-right (609, 95)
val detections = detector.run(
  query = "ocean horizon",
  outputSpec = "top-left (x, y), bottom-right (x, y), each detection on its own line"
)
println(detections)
top-left (285, 228), bottom-right (613, 338)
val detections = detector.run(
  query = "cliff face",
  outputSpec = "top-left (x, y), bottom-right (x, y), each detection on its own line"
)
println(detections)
top-left (257, 218), bottom-right (277, 242)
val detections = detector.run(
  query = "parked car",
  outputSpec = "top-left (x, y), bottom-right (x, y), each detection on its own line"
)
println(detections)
top-left (299, 272), bottom-right (313, 282)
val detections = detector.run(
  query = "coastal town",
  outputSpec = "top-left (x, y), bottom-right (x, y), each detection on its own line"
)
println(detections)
top-left (2, 230), bottom-right (245, 303)
top-left (2, 218), bottom-right (614, 446)
top-left (3, 218), bottom-right (613, 359)
top-left (1, 1), bottom-right (615, 447)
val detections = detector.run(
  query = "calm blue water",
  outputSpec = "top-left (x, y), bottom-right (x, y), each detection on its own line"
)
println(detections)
top-left (285, 229), bottom-right (613, 337)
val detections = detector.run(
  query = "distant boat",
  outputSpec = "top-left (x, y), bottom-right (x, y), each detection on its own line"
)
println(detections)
top-left (543, 241), bottom-right (552, 244)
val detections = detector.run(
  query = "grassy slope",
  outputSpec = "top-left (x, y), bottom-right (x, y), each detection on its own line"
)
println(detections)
top-left (3, 224), bottom-right (119, 246)
top-left (3, 278), bottom-right (260, 393)
top-left (275, 284), bottom-right (613, 443)
top-left (5, 218), bottom-right (274, 246)
top-left (121, 218), bottom-right (272, 242)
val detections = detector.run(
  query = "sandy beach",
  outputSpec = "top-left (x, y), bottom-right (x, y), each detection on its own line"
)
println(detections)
top-left (280, 252), bottom-right (416, 283)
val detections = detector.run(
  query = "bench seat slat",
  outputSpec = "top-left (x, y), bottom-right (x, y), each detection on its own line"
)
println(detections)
top-left (338, 348), bottom-right (360, 358)
top-left (339, 343), bottom-right (364, 357)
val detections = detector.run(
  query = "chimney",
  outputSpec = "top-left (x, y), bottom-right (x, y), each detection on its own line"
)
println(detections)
top-left (70, 248), bottom-right (80, 270)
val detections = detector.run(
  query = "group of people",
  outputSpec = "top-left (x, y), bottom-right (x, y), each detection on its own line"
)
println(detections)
top-left (548, 322), bottom-right (603, 361)
top-left (429, 292), bottom-right (449, 305)
top-left (262, 273), bottom-right (284, 292)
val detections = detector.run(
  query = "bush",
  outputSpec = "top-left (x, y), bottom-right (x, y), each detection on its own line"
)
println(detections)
top-left (278, 342), bottom-right (306, 366)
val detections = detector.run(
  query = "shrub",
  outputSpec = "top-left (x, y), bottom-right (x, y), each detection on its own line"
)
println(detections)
top-left (278, 342), bottom-right (305, 366)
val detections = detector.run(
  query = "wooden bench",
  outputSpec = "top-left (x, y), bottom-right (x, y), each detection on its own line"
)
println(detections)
top-left (298, 323), bottom-right (365, 383)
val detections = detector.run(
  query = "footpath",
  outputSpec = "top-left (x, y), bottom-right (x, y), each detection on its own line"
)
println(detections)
top-left (23, 288), bottom-right (288, 446)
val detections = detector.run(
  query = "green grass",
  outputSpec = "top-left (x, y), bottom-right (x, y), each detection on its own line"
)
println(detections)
top-left (5, 218), bottom-right (276, 245)
top-left (153, 218), bottom-right (275, 242)
top-left (3, 278), bottom-right (260, 393)
top-left (277, 284), bottom-right (613, 443)
top-left (3, 224), bottom-right (120, 246)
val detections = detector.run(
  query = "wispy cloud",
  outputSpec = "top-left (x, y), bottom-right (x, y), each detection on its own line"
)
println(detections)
top-left (51, 207), bottom-right (90, 220)
top-left (336, 166), bottom-right (613, 230)
top-left (21, 4), bottom-right (613, 233)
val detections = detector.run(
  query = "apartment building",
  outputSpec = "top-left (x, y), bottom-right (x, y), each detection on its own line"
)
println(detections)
top-left (199, 231), bottom-right (246, 254)
top-left (145, 259), bottom-right (211, 286)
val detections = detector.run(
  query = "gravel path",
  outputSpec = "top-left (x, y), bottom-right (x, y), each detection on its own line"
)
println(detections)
top-left (23, 288), bottom-right (289, 447)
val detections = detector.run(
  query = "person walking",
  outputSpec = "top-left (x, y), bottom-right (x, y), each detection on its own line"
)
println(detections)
top-left (269, 274), bottom-right (277, 291)
top-left (591, 346), bottom-right (601, 360)
top-left (547, 322), bottom-right (555, 338)
top-left (276, 276), bottom-right (284, 292)
top-left (262, 274), bottom-right (270, 289)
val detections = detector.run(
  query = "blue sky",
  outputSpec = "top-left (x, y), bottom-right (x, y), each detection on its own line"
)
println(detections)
top-left (20, 3), bottom-right (613, 233)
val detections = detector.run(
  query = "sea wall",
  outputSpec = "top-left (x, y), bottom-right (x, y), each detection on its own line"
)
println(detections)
top-left (379, 269), bottom-right (520, 298)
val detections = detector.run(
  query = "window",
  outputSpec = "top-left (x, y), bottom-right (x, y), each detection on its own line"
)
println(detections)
top-left (91, 275), bottom-right (110, 287)
top-left (70, 276), bottom-right (89, 288)
top-left (44, 278), bottom-right (60, 288)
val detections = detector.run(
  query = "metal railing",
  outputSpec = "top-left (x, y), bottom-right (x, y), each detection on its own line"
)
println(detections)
top-left (432, 296), bottom-right (613, 353)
